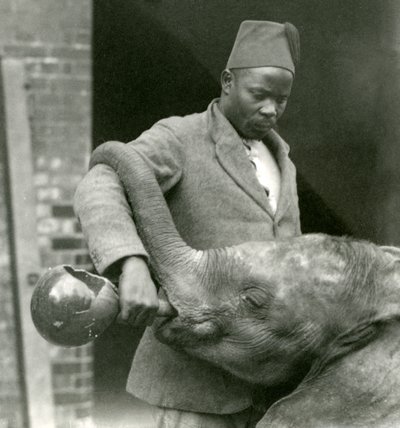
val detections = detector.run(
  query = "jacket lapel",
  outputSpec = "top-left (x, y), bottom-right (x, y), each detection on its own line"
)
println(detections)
top-left (263, 129), bottom-right (293, 222)
top-left (209, 101), bottom-right (272, 215)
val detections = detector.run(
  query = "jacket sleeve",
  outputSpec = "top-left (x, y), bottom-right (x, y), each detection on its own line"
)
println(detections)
top-left (74, 121), bottom-right (185, 278)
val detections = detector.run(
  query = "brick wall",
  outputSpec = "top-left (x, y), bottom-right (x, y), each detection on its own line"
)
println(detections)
top-left (0, 1), bottom-right (93, 427)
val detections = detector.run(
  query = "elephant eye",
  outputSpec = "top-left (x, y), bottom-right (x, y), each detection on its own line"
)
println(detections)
top-left (240, 293), bottom-right (263, 308)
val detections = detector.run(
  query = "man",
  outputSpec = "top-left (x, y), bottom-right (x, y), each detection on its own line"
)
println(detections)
top-left (75, 20), bottom-right (301, 428)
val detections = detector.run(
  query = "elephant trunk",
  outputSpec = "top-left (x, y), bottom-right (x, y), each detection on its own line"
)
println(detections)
top-left (89, 141), bottom-right (203, 280)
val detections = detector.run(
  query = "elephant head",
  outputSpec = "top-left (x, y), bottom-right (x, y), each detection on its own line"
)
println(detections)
top-left (89, 141), bottom-right (400, 405)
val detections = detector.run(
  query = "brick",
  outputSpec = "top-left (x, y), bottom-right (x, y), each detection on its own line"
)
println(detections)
top-left (73, 61), bottom-right (92, 76)
top-left (50, 158), bottom-right (62, 170)
top-left (54, 391), bottom-right (92, 405)
top-left (25, 61), bottom-right (42, 73)
top-left (34, 93), bottom-right (58, 106)
top-left (4, 44), bottom-right (47, 57)
top-left (75, 406), bottom-right (91, 419)
top-left (50, 46), bottom-right (91, 60)
top-left (34, 106), bottom-right (89, 123)
top-left (52, 238), bottom-right (86, 250)
top-left (54, 407), bottom-right (75, 428)
top-left (75, 376), bottom-right (92, 389)
top-left (38, 92), bottom-right (84, 107)
top-left (34, 173), bottom-right (49, 186)
top-left (36, 187), bottom-right (62, 201)
top-left (52, 205), bottom-right (74, 218)
top-left (36, 203), bottom-right (51, 218)
top-left (74, 31), bottom-right (91, 45)
top-left (40, 251), bottom-right (76, 268)
top-left (61, 188), bottom-right (78, 201)
top-left (41, 62), bottom-right (61, 74)
top-left (75, 254), bottom-right (91, 266)
top-left (53, 374), bottom-right (75, 390)
top-left (0, 414), bottom-right (23, 428)
top-left (60, 220), bottom-right (77, 234)
top-left (37, 218), bottom-right (60, 234)
top-left (75, 345), bottom-right (92, 358)
top-left (16, 30), bottom-right (36, 43)
top-left (38, 236), bottom-right (51, 248)
top-left (27, 77), bottom-right (52, 91)
top-left (51, 175), bottom-right (83, 187)
top-left (61, 62), bottom-right (73, 74)
top-left (0, 384), bottom-right (20, 398)
top-left (32, 124), bottom-right (59, 139)
top-left (35, 155), bottom-right (49, 169)
top-left (50, 345), bottom-right (79, 360)
top-left (52, 362), bottom-right (92, 375)
top-left (50, 77), bottom-right (90, 93)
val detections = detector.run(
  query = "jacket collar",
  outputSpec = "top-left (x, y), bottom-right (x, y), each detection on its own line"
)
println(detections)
top-left (208, 99), bottom-right (293, 221)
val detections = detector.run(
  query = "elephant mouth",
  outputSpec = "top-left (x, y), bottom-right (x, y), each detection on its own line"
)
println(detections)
top-left (153, 312), bottom-right (225, 349)
top-left (152, 317), bottom-right (185, 348)
top-left (156, 315), bottom-right (175, 329)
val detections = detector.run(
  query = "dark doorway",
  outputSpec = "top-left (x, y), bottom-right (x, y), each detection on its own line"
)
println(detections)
top-left (93, 1), bottom-right (220, 147)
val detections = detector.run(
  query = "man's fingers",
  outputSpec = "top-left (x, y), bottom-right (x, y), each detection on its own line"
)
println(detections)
top-left (116, 313), bottom-right (128, 325)
top-left (119, 303), bottom-right (159, 327)
top-left (117, 297), bottom-right (176, 328)
top-left (117, 260), bottom-right (161, 327)
top-left (120, 305), bottom-right (132, 321)
top-left (157, 300), bottom-right (177, 317)
top-left (137, 308), bottom-right (157, 327)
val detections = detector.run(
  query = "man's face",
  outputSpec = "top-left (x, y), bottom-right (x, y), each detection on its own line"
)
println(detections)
top-left (222, 67), bottom-right (293, 140)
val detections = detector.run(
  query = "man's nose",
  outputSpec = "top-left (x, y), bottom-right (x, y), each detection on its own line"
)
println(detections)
top-left (259, 100), bottom-right (277, 117)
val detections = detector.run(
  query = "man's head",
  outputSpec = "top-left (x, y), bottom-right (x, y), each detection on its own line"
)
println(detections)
top-left (220, 66), bottom-right (293, 140)
top-left (219, 20), bottom-right (300, 140)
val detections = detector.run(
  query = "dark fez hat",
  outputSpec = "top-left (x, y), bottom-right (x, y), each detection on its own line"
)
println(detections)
top-left (226, 20), bottom-right (300, 75)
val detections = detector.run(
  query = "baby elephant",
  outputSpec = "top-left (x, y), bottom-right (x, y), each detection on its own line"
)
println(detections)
top-left (63, 141), bottom-right (400, 427)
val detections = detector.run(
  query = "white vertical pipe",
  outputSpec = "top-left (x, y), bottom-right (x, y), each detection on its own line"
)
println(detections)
top-left (2, 58), bottom-right (55, 428)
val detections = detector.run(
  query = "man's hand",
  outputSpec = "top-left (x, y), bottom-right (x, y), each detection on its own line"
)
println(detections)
top-left (118, 256), bottom-right (159, 327)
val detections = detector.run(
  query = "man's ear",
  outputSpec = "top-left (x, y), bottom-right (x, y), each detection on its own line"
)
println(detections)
top-left (220, 69), bottom-right (234, 95)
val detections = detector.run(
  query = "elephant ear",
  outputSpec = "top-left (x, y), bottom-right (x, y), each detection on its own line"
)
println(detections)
top-left (303, 317), bottom-right (383, 381)
top-left (257, 319), bottom-right (400, 428)
top-left (380, 245), bottom-right (400, 260)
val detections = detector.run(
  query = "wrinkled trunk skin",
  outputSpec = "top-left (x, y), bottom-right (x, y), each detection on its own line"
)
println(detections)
top-left (90, 142), bottom-right (240, 346)
top-left (91, 142), bottom-right (400, 426)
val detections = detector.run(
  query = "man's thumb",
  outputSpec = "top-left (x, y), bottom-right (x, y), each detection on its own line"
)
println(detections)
top-left (157, 299), bottom-right (177, 317)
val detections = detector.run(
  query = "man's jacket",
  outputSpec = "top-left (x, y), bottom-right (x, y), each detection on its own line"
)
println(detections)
top-left (74, 99), bottom-right (301, 414)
